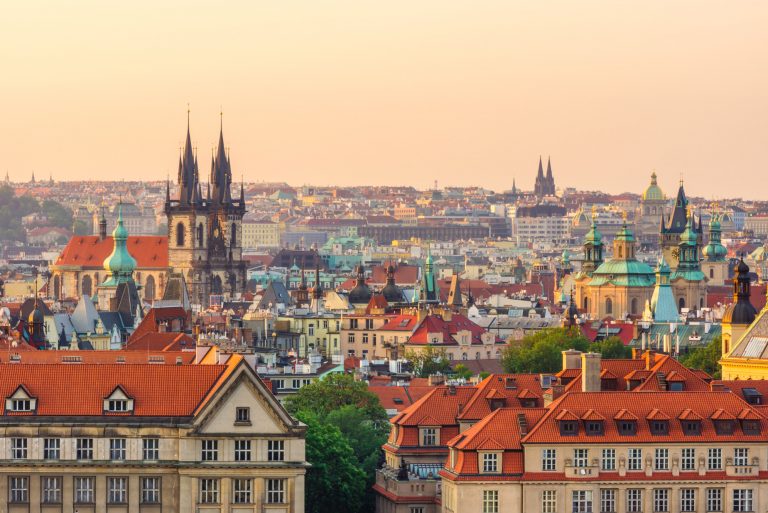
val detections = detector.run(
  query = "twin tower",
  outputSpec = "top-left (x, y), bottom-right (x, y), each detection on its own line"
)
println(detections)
top-left (164, 114), bottom-right (247, 306)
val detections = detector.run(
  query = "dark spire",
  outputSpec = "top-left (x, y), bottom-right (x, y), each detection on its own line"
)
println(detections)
top-left (545, 156), bottom-right (555, 195)
top-left (178, 108), bottom-right (199, 205)
top-left (723, 255), bottom-right (757, 325)
top-left (211, 115), bottom-right (233, 205)
top-left (537, 156), bottom-right (544, 178)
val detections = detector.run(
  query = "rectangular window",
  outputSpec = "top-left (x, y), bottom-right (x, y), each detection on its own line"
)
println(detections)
top-left (681, 448), bottom-right (695, 470)
top-left (308, 325), bottom-right (315, 336)
top-left (268, 439), bottom-right (285, 461)
top-left (233, 479), bottom-right (252, 504)
top-left (362, 333), bottom-right (369, 344)
top-left (266, 478), bottom-right (286, 504)
top-left (482, 490), bottom-right (499, 513)
top-left (41, 476), bottom-right (62, 504)
top-left (43, 438), bottom-right (60, 460)
top-left (9, 476), bottom-right (28, 503)
top-left (654, 448), bottom-right (669, 470)
top-left (109, 438), bottom-right (126, 460)
top-left (734, 447), bottom-right (749, 466)
top-left (143, 438), bottom-right (159, 460)
top-left (421, 428), bottom-right (437, 446)
top-left (482, 453), bottom-right (498, 473)
top-left (347, 333), bottom-right (355, 343)
top-left (542, 490), bottom-right (557, 513)
top-left (601, 448), bottom-right (616, 470)
top-left (235, 407), bottom-right (251, 423)
top-left (10, 399), bottom-right (31, 411)
top-left (680, 488), bottom-right (696, 512)
top-left (107, 399), bottom-right (128, 412)
top-left (141, 477), bottom-right (161, 504)
top-left (107, 477), bottom-right (128, 504)
top-left (410, 508), bottom-right (425, 513)
top-left (542, 449), bottom-right (557, 471)
top-left (572, 490), bottom-right (593, 513)
top-left (76, 438), bottom-right (93, 460)
top-left (573, 448), bottom-right (589, 468)
top-left (74, 477), bottom-right (95, 504)
top-left (201, 439), bottom-right (219, 461)
top-left (706, 488), bottom-right (722, 512)
top-left (733, 489), bottom-right (753, 512)
top-left (628, 448), bottom-right (642, 471)
top-left (600, 489), bottom-right (617, 513)
top-left (627, 489), bottom-right (643, 513)
top-left (235, 440), bottom-right (251, 461)
top-left (653, 488), bottom-right (669, 512)
top-left (707, 448), bottom-right (722, 470)
top-left (199, 478), bottom-right (219, 504)
top-left (11, 438), bottom-right (27, 459)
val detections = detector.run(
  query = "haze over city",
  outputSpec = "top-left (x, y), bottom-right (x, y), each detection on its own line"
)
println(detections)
top-left (2, 1), bottom-right (767, 197)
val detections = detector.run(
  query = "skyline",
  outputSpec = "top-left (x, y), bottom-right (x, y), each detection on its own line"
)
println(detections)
top-left (2, 1), bottom-right (767, 197)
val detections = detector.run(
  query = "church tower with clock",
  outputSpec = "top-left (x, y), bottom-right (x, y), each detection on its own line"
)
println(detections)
top-left (165, 113), bottom-right (246, 306)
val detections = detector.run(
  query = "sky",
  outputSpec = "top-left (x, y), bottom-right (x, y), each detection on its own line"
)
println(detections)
top-left (1, 1), bottom-right (767, 198)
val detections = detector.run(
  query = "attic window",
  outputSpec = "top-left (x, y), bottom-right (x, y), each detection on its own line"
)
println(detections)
top-left (585, 421), bottom-right (604, 436)
top-left (742, 420), bottom-right (761, 435)
top-left (714, 420), bottom-right (735, 435)
top-left (393, 398), bottom-right (404, 405)
top-left (559, 420), bottom-right (578, 436)
top-left (103, 386), bottom-right (134, 414)
top-left (742, 388), bottom-right (763, 405)
top-left (6, 386), bottom-right (36, 413)
top-left (650, 420), bottom-right (669, 435)
top-left (235, 407), bottom-right (251, 425)
top-left (617, 421), bottom-right (637, 436)
top-left (668, 382), bottom-right (684, 392)
top-left (682, 420), bottom-right (701, 435)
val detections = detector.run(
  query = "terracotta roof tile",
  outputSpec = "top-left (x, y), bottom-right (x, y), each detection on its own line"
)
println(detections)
top-left (54, 236), bottom-right (168, 269)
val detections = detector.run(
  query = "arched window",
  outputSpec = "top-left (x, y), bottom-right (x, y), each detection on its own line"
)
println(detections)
top-left (212, 275), bottom-right (223, 295)
top-left (81, 275), bottom-right (92, 298)
top-left (630, 298), bottom-right (638, 315)
top-left (230, 224), bottom-right (237, 247)
top-left (144, 275), bottom-right (156, 300)
top-left (700, 298), bottom-right (704, 308)
top-left (583, 297), bottom-right (588, 310)
top-left (53, 276), bottom-right (61, 299)
top-left (605, 298), bottom-right (613, 315)
top-left (176, 223), bottom-right (185, 247)
top-left (679, 297), bottom-right (685, 310)
top-left (197, 223), bottom-right (204, 248)
top-left (710, 268), bottom-right (714, 279)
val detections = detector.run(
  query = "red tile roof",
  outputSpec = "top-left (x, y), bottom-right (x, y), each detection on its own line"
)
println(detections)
top-left (522, 391), bottom-right (768, 443)
top-left (0, 363), bottom-right (226, 416)
top-left (54, 236), bottom-right (168, 269)
top-left (458, 374), bottom-right (545, 421)
top-left (125, 332), bottom-right (196, 352)
top-left (406, 313), bottom-right (500, 346)
top-left (0, 350), bottom-right (194, 365)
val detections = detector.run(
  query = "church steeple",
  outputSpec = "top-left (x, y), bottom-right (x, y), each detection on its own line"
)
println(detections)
top-left (102, 202), bottom-right (137, 287)
top-left (177, 109), bottom-right (200, 205)
top-left (211, 112), bottom-right (233, 205)
top-left (581, 208), bottom-right (604, 276)
top-left (545, 156), bottom-right (555, 195)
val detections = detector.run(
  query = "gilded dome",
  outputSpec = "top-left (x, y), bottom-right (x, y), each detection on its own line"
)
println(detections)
top-left (642, 172), bottom-right (665, 201)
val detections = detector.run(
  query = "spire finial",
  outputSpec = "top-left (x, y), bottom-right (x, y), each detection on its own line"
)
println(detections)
top-left (220, 107), bottom-right (223, 131)
top-left (186, 103), bottom-right (190, 129)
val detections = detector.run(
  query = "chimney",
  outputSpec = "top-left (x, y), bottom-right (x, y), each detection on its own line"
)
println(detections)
top-left (645, 350), bottom-right (656, 370)
top-left (544, 383), bottom-right (565, 407)
top-left (581, 352), bottom-right (601, 392)
top-left (562, 349), bottom-right (582, 371)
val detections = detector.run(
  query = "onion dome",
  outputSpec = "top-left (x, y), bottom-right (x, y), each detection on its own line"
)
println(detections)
top-left (102, 203), bottom-right (137, 286)
top-left (642, 172), bottom-right (665, 201)
top-left (381, 264), bottom-right (404, 303)
top-left (723, 256), bottom-right (757, 325)
top-left (702, 213), bottom-right (727, 261)
top-left (348, 264), bottom-right (372, 304)
top-left (680, 208), bottom-right (698, 245)
top-left (585, 214), bottom-right (602, 245)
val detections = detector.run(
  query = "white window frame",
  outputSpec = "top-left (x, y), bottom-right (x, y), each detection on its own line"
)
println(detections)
top-left (43, 438), bottom-right (60, 460)
top-left (600, 489), bottom-right (617, 513)
top-left (481, 452), bottom-right (499, 473)
top-left (653, 488), bottom-right (669, 512)
top-left (706, 488), bottom-right (722, 512)
top-left (542, 448), bottom-right (557, 471)
top-left (680, 488), bottom-right (696, 513)
top-left (601, 448), bottom-right (615, 470)
top-left (140, 477), bottom-right (161, 504)
top-left (681, 448), bottom-right (695, 470)
top-left (199, 478), bottom-right (220, 504)
top-left (268, 439), bottom-right (285, 461)
top-left (233, 478), bottom-right (252, 504)
top-left (482, 489), bottom-right (499, 513)
top-left (234, 439), bottom-right (252, 461)
top-left (109, 438), bottom-right (126, 460)
top-left (733, 489), bottom-right (753, 512)
top-left (707, 448), bottom-right (722, 470)
top-left (143, 438), bottom-right (159, 460)
top-left (74, 476), bottom-right (95, 504)
top-left (421, 427), bottom-right (437, 446)
top-left (734, 447), bottom-right (749, 466)
top-left (107, 476), bottom-right (128, 504)
top-left (573, 448), bottom-right (589, 467)
top-left (201, 439), bottom-right (219, 461)
top-left (266, 478), bottom-right (286, 504)
top-left (572, 490), bottom-right (593, 513)
top-left (628, 448), bottom-right (642, 471)
top-left (627, 489), bottom-right (643, 513)
top-left (41, 476), bottom-right (62, 504)
top-left (654, 448), bottom-right (669, 471)
top-left (9, 476), bottom-right (28, 503)
top-left (11, 438), bottom-right (27, 459)
top-left (542, 490), bottom-right (557, 513)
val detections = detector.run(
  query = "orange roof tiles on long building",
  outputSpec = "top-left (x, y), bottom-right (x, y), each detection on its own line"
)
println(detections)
top-left (54, 236), bottom-right (168, 268)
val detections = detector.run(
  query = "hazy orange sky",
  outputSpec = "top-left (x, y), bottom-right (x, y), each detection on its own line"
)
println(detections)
top-left (1, 1), bottom-right (767, 198)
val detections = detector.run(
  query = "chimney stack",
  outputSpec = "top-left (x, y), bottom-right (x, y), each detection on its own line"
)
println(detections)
top-left (562, 349), bottom-right (582, 371)
top-left (581, 352), bottom-right (602, 392)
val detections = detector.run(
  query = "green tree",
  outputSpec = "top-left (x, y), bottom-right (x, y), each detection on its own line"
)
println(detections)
top-left (284, 373), bottom-right (387, 425)
top-left (404, 346), bottom-right (452, 377)
top-left (679, 335), bottom-right (721, 379)
top-left (298, 411), bottom-right (367, 513)
top-left (41, 199), bottom-right (73, 229)
top-left (452, 363), bottom-right (474, 380)
top-left (588, 337), bottom-right (633, 359)
top-left (0, 185), bottom-right (39, 241)
top-left (501, 328), bottom-right (590, 373)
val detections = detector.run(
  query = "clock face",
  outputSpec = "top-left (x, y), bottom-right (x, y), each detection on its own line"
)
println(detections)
top-left (671, 248), bottom-right (680, 261)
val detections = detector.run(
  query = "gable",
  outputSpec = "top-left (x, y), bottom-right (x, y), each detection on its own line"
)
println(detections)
top-left (193, 364), bottom-right (301, 436)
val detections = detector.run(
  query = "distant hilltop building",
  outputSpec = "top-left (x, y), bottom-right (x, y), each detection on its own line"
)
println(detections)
top-left (164, 113), bottom-right (247, 307)
top-left (92, 202), bottom-right (157, 236)
top-left (533, 156), bottom-right (556, 198)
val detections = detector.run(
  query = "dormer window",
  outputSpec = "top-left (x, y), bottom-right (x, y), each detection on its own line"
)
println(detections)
top-left (742, 420), bottom-right (761, 435)
top-left (5, 386), bottom-right (37, 413)
top-left (617, 421), bottom-right (637, 435)
top-left (650, 420), bottom-right (669, 435)
top-left (559, 420), bottom-right (578, 436)
top-left (103, 386), bottom-right (134, 414)
top-left (714, 420), bottom-right (735, 435)
top-left (682, 421), bottom-right (701, 435)
top-left (585, 421), bottom-right (604, 436)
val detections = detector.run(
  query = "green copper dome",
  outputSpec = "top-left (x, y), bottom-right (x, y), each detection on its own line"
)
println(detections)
top-left (102, 203), bottom-right (137, 286)
top-left (585, 217), bottom-right (602, 245)
top-left (703, 213), bottom-right (727, 261)
top-left (680, 209), bottom-right (698, 245)
top-left (642, 172), bottom-right (665, 201)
